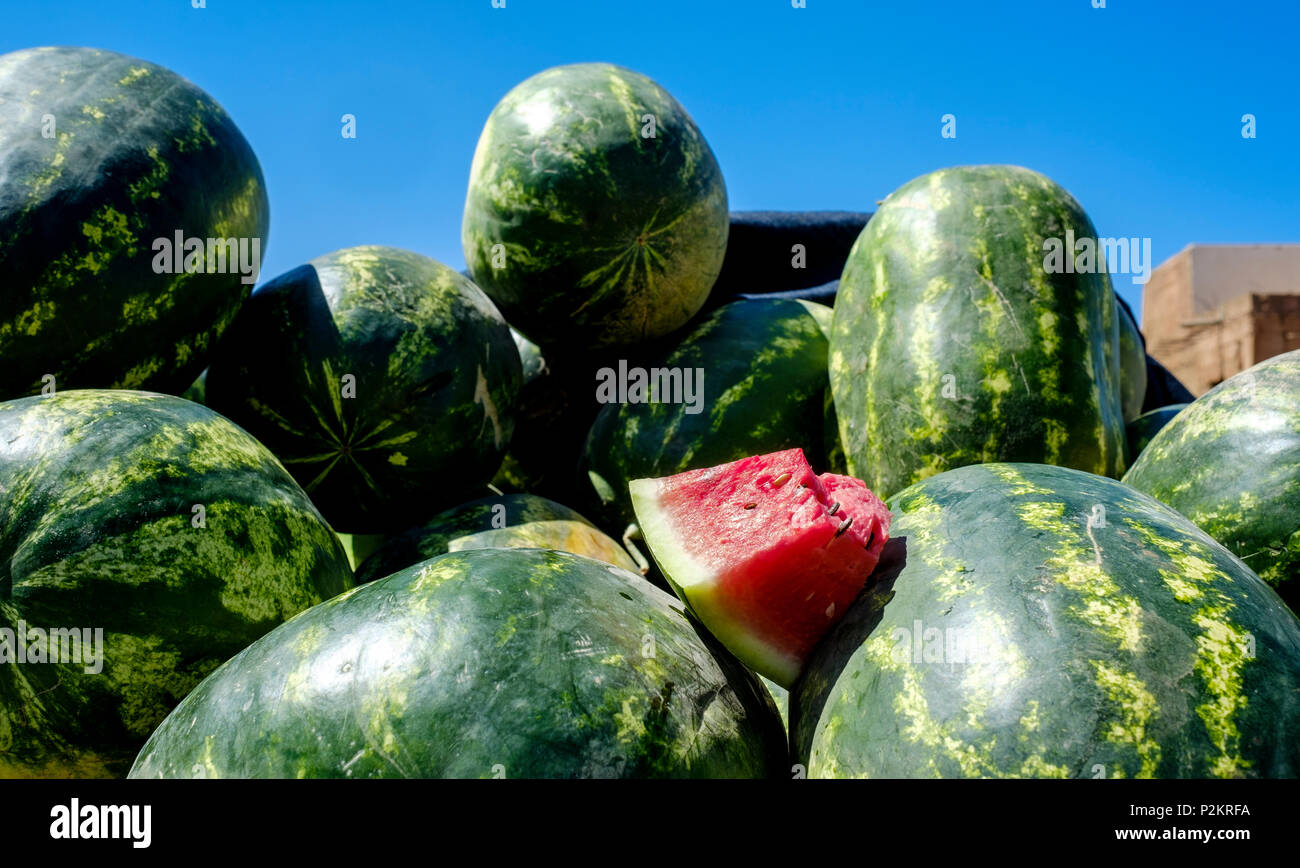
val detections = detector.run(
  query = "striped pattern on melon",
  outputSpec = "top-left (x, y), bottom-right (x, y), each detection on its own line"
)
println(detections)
top-left (828, 165), bottom-right (1126, 497)
top-left (1124, 350), bottom-right (1300, 610)
top-left (793, 462), bottom-right (1300, 778)
top-left (0, 390), bottom-right (352, 777)
top-left (0, 47), bottom-right (269, 400)
top-left (462, 63), bottom-right (728, 350)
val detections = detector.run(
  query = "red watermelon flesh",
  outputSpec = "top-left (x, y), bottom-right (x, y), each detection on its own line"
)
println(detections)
top-left (629, 448), bottom-right (890, 687)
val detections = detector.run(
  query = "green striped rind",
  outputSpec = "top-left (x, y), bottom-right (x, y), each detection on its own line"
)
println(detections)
top-left (1117, 300), bottom-right (1147, 423)
top-left (129, 548), bottom-right (786, 778)
top-left (1126, 404), bottom-right (1187, 461)
top-left (335, 532), bottom-right (388, 572)
top-left (205, 246), bottom-right (522, 533)
top-left (761, 676), bottom-right (790, 733)
top-left (0, 46), bottom-right (269, 400)
top-left (829, 166), bottom-right (1126, 497)
top-left (180, 369), bottom-right (207, 405)
top-left (354, 493), bottom-right (637, 583)
top-left (581, 299), bottom-right (833, 530)
top-left (1124, 351), bottom-right (1300, 609)
top-left (511, 328), bottom-right (547, 383)
top-left (792, 462), bottom-right (1300, 779)
top-left (0, 390), bottom-right (352, 778)
top-left (462, 63), bottom-right (728, 350)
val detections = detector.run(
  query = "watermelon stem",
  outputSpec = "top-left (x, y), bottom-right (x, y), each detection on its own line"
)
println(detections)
top-left (621, 523), bottom-right (651, 576)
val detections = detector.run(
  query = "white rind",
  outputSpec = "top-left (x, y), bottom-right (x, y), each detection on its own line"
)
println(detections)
top-left (629, 476), bottom-right (804, 688)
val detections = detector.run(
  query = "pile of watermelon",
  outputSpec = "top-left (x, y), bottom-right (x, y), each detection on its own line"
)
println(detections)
top-left (2, 46), bottom-right (1297, 780)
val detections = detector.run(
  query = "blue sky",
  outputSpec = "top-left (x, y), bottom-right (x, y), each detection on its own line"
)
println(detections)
top-left (3, 0), bottom-right (1296, 320)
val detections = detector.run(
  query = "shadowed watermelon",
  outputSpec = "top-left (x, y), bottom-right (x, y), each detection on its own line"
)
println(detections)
top-left (582, 298), bottom-right (835, 532)
top-left (1125, 403), bottom-right (1187, 460)
top-left (462, 63), bottom-right (728, 350)
top-left (130, 548), bottom-right (786, 778)
top-left (1124, 351), bottom-right (1300, 610)
top-left (0, 47), bottom-right (269, 400)
top-left (354, 493), bottom-right (638, 583)
top-left (1117, 296), bottom-right (1147, 423)
top-left (630, 448), bottom-right (890, 688)
top-left (204, 246), bottom-right (521, 533)
top-left (0, 390), bottom-right (352, 777)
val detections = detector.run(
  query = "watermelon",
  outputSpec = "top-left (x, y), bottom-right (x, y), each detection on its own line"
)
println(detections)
top-left (829, 165), bottom-right (1126, 497)
top-left (0, 47), bottom-right (269, 400)
top-left (823, 388), bottom-right (848, 475)
top-left (490, 330), bottom-right (589, 502)
top-left (204, 246), bottom-right (522, 533)
top-left (761, 676), bottom-right (790, 733)
top-left (792, 462), bottom-right (1300, 778)
top-left (335, 532), bottom-right (388, 572)
top-left (354, 493), bottom-right (639, 583)
top-left (1125, 403), bottom-right (1187, 460)
top-left (1117, 297), bottom-right (1147, 423)
top-left (0, 390), bottom-right (352, 777)
top-left (462, 63), bottom-right (728, 350)
top-left (129, 548), bottom-right (786, 778)
top-left (630, 448), bottom-right (891, 688)
top-left (1124, 351), bottom-right (1300, 610)
top-left (582, 299), bottom-right (835, 532)
top-left (180, 369), bottom-right (207, 405)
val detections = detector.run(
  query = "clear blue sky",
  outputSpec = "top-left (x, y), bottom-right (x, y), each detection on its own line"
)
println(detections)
top-left (4, 0), bottom-right (1296, 320)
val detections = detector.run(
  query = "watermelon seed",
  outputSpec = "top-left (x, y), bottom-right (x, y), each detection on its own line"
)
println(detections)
top-left (743, 502), bottom-right (757, 509)
top-left (828, 501), bottom-right (840, 516)
top-left (825, 602), bottom-right (836, 619)
top-left (834, 517), bottom-right (854, 538)
top-left (772, 472), bottom-right (792, 488)
top-left (863, 529), bottom-right (875, 549)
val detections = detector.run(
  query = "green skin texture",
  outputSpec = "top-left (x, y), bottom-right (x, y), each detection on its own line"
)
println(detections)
top-left (205, 246), bottom-right (522, 533)
top-left (180, 369), bottom-right (207, 405)
top-left (130, 548), bottom-right (787, 779)
top-left (0, 391), bottom-right (352, 778)
top-left (1125, 403), bottom-right (1188, 461)
top-left (1124, 351), bottom-right (1300, 610)
top-left (581, 298), bottom-right (834, 532)
top-left (462, 63), bottom-right (729, 350)
top-left (829, 165), bottom-right (1126, 498)
top-left (0, 46), bottom-right (269, 400)
top-left (761, 675), bottom-right (790, 734)
top-left (1117, 300), bottom-right (1148, 423)
top-left (354, 493), bottom-right (638, 583)
top-left (791, 463), bottom-right (1300, 779)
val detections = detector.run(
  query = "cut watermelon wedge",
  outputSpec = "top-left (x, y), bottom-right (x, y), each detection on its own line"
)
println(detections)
top-left (630, 448), bottom-right (891, 687)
